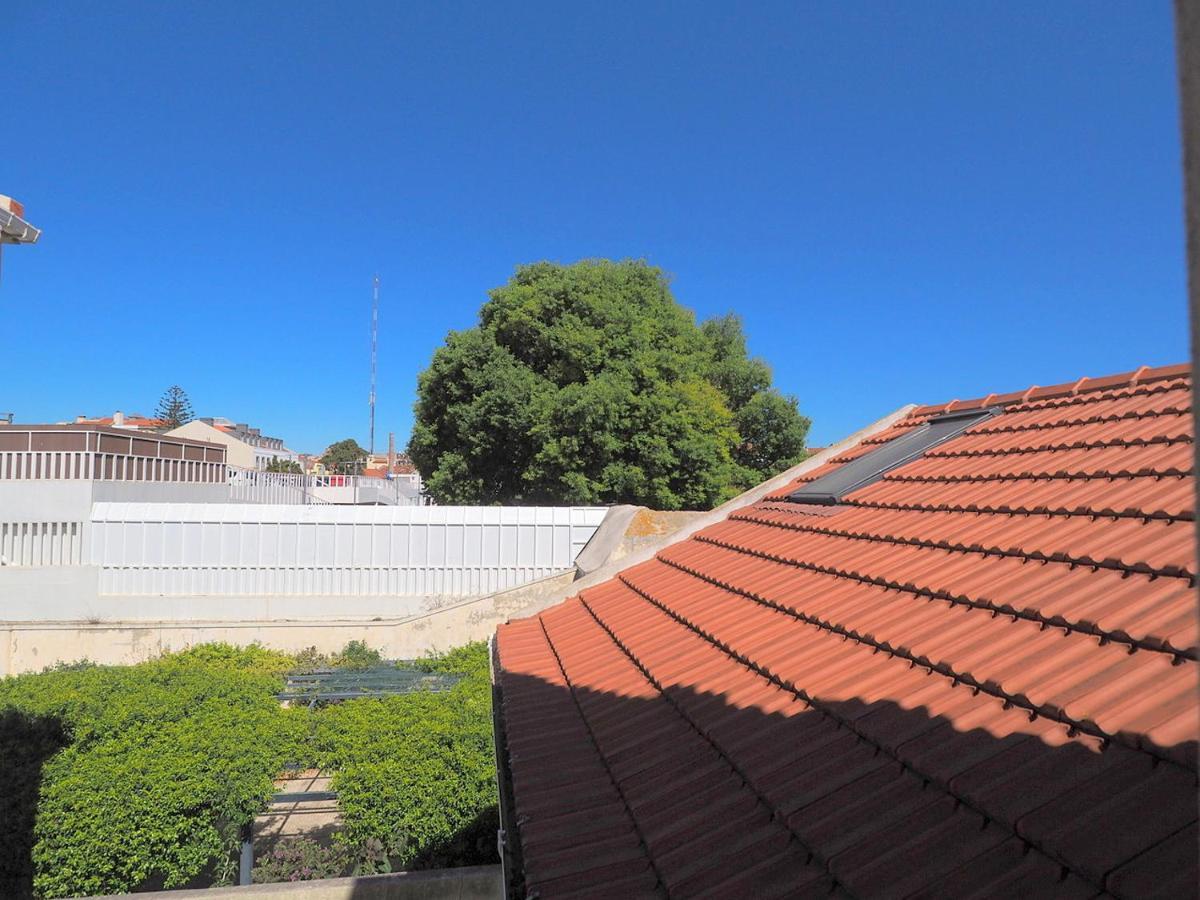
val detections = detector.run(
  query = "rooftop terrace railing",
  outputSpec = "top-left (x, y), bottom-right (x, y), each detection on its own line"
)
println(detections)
top-left (0, 450), bottom-right (428, 506)
top-left (0, 450), bottom-right (226, 482)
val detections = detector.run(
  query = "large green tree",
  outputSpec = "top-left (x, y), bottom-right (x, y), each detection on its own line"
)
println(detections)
top-left (409, 259), bottom-right (810, 508)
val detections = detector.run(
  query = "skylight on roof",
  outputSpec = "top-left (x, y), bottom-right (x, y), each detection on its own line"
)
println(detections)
top-left (788, 406), bottom-right (1000, 505)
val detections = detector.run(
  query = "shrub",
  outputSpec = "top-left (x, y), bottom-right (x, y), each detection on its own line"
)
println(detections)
top-left (330, 640), bottom-right (383, 670)
top-left (0, 641), bottom-right (498, 897)
top-left (0, 710), bottom-right (68, 898)
top-left (0, 645), bottom-right (309, 898)
top-left (252, 838), bottom-right (349, 883)
top-left (311, 642), bottom-right (498, 869)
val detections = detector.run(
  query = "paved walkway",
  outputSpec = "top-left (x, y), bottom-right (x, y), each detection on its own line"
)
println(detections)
top-left (254, 769), bottom-right (341, 853)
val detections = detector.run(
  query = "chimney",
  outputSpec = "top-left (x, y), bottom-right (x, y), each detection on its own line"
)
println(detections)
top-left (113, 410), bottom-right (125, 427)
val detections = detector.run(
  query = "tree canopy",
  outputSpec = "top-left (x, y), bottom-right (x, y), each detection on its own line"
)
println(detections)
top-left (154, 386), bottom-right (194, 429)
top-left (321, 439), bottom-right (367, 475)
top-left (409, 259), bottom-right (810, 509)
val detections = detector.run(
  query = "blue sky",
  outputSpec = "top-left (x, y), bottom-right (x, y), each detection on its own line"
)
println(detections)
top-left (3, 2), bottom-right (1186, 453)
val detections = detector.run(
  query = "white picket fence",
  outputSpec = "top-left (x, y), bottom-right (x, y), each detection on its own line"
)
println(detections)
top-left (87, 504), bottom-right (608, 596)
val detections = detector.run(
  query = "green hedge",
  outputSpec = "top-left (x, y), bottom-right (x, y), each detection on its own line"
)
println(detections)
top-left (312, 644), bottom-right (498, 869)
top-left (0, 642), bottom-right (497, 899)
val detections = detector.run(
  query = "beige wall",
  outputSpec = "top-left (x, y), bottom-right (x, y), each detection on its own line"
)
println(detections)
top-left (167, 421), bottom-right (255, 469)
top-left (0, 571), bottom-right (576, 675)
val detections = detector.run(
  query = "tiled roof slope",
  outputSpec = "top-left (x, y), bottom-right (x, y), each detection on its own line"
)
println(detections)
top-left (494, 364), bottom-right (1199, 899)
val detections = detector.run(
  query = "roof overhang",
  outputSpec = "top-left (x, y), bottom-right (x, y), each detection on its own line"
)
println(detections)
top-left (0, 206), bottom-right (41, 245)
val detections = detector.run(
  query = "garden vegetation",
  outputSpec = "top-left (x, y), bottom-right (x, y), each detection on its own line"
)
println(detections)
top-left (0, 642), bottom-right (496, 899)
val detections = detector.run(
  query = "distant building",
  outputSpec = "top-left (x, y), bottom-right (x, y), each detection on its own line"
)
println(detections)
top-left (71, 410), bottom-right (167, 432)
top-left (167, 418), bottom-right (298, 470)
top-left (364, 450), bottom-right (417, 477)
top-left (297, 453), bottom-right (325, 475)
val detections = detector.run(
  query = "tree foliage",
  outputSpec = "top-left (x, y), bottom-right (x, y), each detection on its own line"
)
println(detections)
top-left (409, 260), bottom-right (810, 508)
top-left (0, 645), bottom-right (304, 898)
top-left (311, 645), bottom-right (498, 870)
top-left (321, 439), bottom-right (367, 475)
top-left (264, 458), bottom-right (302, 474)
top-left (154, 385), bottom-right (194, 429)
top-left (0, 642), bottom-right (497, 898)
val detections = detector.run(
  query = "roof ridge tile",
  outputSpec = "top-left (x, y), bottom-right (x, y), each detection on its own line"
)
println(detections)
top-left (910, 364), bottom-right (1190, 419)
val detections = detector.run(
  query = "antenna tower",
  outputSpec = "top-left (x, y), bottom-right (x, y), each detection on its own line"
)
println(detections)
top-left (369, 275), bottom-right (379, 455)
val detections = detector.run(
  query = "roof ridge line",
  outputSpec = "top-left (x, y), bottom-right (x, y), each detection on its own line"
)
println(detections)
top-left (910, 365), bottom-right (1190, 418)
top-left (611, 569), bottom-right (1111, 892)
top-left (576, 594), bottom-right (853, 897)
top-left (649, 553), bottom-right (1195, 773)
top-left (1010, 374), bottom-right (1191, 412)
top-left (694, 527), bottom-right (1195, 659)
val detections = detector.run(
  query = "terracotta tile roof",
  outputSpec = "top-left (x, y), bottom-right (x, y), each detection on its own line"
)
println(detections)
top-left (77, 414), bottom-right (168, 429)
top-left (494, 364), bottom-right (1198, 899)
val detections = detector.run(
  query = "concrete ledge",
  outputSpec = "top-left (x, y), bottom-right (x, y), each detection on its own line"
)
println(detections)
top-left (0, 570), bottom-right (580, 675)
top-left (91, 865), bottom-right (502, 899)
top-left (571, 505), bottom-right (641, 575)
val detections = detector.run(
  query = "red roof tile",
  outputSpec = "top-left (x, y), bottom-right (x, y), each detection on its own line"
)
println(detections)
top-left (495, 365), bottom-right (1199, 898)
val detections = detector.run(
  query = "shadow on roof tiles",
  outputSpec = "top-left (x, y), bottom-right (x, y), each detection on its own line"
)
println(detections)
top-left (495, 671), bottom-right (1199, 900)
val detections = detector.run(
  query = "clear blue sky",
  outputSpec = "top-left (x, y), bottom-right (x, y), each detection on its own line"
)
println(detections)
top-left (4, 2), bottom-right (1187, 453)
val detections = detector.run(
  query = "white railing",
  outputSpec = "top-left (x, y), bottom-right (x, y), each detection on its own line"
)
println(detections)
top-left (227, 468), bottom-right (326, 505)
top-left (0, 452), bottom-right (428, 507)
top-left (0, 521), bottom-right (84, 566)
top-left (307, 474), bottom-right (428, 506)
top-left (87, 504), bottom-right (607, 597)
top-left (228, 470), bottom-right (428, 506)
top-left (0, 451), bottom-right (225, 482)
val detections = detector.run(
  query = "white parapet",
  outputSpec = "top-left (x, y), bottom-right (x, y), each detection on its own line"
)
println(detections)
top-left (86, 503), bottom-right (608, 597)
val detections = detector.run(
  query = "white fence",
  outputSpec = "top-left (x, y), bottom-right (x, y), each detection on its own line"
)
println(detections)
top-left (87, 504), bottom-right (608, 596)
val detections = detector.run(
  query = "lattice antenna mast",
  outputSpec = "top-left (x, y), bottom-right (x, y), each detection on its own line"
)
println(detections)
top-left (369, 275), bottom-right (379, 455)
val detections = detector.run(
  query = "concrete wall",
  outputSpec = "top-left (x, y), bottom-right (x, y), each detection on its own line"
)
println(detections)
top-left (93, 480), bottom-right (235, 504)
top-left (0, 479), bottom-right (95, 521)
top-left (97, 865), bottom-right (502, 900)
top-left (0, 479), bottom-right (233, 523)
top-left (0, 570), bottom-right (577, 674)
